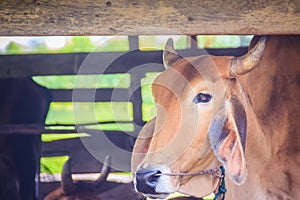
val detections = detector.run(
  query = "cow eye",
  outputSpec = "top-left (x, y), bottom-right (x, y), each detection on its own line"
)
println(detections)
top-left (193, 93), bottom-right (212, 103)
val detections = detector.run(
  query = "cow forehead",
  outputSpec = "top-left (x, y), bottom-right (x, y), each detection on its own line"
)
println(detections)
top-left (153, 55), bottom-right (231, 99)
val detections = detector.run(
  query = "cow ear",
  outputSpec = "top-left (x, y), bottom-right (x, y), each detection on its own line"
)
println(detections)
top-left (208, 97), bottom-right (247, 185)
top-left (163, 38), bottom-right (181, 69)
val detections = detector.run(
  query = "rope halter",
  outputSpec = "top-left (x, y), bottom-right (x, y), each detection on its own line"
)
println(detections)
top-left (155, 166), bottom-right (227, 200)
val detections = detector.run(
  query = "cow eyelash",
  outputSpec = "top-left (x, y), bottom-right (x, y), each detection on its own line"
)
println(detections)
top-left (193, 93), bottom-right (212, 104)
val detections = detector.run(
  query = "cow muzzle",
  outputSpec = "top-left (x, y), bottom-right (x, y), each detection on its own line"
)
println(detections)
top-left (135, 170), bottom-right (162, 194)
top-left (134, 164), bottom-right (178, 199)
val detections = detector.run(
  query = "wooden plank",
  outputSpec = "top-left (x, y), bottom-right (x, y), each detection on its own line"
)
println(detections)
top-left (0, 124), bottom-right (55, 135)
top-left (0, 123), bottom-right (136, 134)
top-left (0, 48), bottom-right (247, 78)
top-left (0, 0), bottom-right (299, 35)
top-left (0, 51), bottom-right (162, 78)
top-left (130, 74), bottom-right (144, 126)
top-left (51, 89), bottom-right (131, 102)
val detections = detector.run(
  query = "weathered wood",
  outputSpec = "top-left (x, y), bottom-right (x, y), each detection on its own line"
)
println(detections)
top-left (0, 0), bottom-right (299, 36)
top-left (0, 123), bottom-right (134, 134)
top-left (0, 48), bottom-right (247, 78)
top-left (51, 89), bottom-right (131, 102)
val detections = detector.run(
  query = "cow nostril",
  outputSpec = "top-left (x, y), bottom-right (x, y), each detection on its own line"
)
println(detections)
top-left (147, 170), bottom-right (161, 185)
top-left (135, 170), bottom-right (161, 194)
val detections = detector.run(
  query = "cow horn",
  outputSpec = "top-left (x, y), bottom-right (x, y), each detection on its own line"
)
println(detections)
top-left (61, 157), bottom-right (76, 195)
top-left (94, 155), bottom-right (111, 188)
top-left (163, 38), bottom-right (181, 69)
top-left (230, 36), bottom-right (267, 77)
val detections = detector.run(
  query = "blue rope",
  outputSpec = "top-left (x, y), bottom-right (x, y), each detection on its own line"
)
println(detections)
top-left (214, 166), bottom-right (226, 200)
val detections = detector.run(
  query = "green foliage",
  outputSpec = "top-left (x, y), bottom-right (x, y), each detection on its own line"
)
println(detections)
top-left (1, 35), bottom-right (252, 55)
top-left (5, 41), bottom-right (24, 54)
top-left (197, 35), bottom-right (252, 48)
top-left (94, 36), bottom-right (129, 52)
top-left (61, 36), bottom-right (94, 52)
top-left (1, 36), bottom-right (129, 54)
top-left (40, 156), bottom-right (69, 174)
top-left (139, 35), bottom-right (188, 50)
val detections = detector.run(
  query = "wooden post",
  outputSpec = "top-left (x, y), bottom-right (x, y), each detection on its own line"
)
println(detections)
top-left (0, 0), bottom-right (299, 36)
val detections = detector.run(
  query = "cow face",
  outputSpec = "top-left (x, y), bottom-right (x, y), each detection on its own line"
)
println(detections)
top-left (132, 37), bottom-right (266, 199)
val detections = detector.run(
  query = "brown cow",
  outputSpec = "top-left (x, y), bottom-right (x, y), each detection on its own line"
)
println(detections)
top-left (44, 156), bottom-right (110, 200)
top-left (132, 36), bottom-right (300, 199)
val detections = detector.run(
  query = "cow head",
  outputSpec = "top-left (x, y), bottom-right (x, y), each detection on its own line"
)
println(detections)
top-left (44, 156), bottom-right (110, 200)
top-left (132, 37), bottom-right (266, 199)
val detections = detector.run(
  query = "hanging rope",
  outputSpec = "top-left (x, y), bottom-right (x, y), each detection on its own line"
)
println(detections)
top-left (154, 165), bottom-right (227, 200)
top-left (214, 166), bottom-right (227, 200)
top-left (155, 167), bottom-right (223, 178)
top-left (137, 166), bottom-right (227, 200)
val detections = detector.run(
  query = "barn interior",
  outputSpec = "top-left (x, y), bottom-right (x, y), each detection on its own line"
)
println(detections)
top-left (0, 0), bottom-right (299, 200)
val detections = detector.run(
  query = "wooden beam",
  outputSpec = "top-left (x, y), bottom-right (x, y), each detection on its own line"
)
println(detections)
top-left (0, 51), bottom-right (163, 78)
top-left (0, 123), bottom-right (135, 135)
top-left (0, 48), bottom-right (247, 78)
top-left (51, 89), bottom-right (131, 102)
top-left (0, 0), bottom-right (299, 36)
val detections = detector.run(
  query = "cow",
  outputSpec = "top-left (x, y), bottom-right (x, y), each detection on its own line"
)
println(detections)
top-left (132, 35), bottom-right (300, 199)
top-left (44, 156), bottom-right (111, 200)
